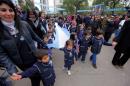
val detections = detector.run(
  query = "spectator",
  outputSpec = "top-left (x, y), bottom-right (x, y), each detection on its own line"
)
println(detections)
top-left (0, 0), bottom-right (45, 86)
top-left (112, 13), bottom-right (130, 68)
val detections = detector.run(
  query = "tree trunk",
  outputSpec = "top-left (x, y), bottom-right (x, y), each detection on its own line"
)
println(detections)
top-left (112, 1), bottom-right (116, 15)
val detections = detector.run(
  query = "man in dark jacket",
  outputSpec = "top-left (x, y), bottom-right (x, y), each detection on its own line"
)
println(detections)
top-left (112, 13), bottom-right (130, 68)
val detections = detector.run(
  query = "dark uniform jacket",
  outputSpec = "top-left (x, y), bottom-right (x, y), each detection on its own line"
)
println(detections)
top-left (91, 37), bottom-right (104, 54)
top-left (21, 61), bottom-right (56, 86)
top-left (78, 36), bottom-right (92, 53)
top-left (91, 36), bottom-right (112, 54)
top-left (62, 48), bottom-right (77, 66)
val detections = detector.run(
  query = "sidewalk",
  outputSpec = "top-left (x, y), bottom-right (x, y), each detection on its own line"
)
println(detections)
top-left (2, 46), bottom-right (130, 86)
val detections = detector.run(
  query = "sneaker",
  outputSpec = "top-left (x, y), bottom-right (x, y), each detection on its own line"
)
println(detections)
top-left (67, 71), bottom-right (71, 75)
top-left (92, 64), bottom-right (97, 69)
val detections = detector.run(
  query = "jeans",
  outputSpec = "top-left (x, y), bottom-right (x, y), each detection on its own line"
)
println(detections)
top-left (91, 53), bottom-right (97, 65)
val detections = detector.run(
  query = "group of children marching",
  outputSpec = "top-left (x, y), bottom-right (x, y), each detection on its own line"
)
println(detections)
top-left (11, 23), bottom-right (112, 86)
top-left (60, 23), bottom-right (112, 76)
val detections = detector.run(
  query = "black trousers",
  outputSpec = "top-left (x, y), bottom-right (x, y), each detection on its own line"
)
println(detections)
top-left (19, 65), bottom-right (41, 86)
top-left (104, 32), bottom-right (112, 42)
top-left (112, 50), bottom-right (130, 66)
top-left (78, 52), bottom-right (87, 61)
top-left (30, 74), bottom-right (41, 86)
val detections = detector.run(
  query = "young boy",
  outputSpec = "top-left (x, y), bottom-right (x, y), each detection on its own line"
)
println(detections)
top-left (78, 31), bottom-right (92, 63)
top-left (90, 29), bottom-right (112, 69)
top-left (12, 49), bottom-right (56, 86)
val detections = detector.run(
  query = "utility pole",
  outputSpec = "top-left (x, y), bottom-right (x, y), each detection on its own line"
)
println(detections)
top-left (40, 0), bottom-right (43, 11)
top-left (54, 0), bottom-right (56, 14)
top-left (46, 0), bottom-right (49, 14)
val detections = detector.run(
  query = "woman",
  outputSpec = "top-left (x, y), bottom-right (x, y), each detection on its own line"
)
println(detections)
top-left (39, 11), bottom-right (47, 35)
top-left (70, 16), bottom-right (77, 33)
top-left (26, 10), bottom-right (44, 38)
top-left (26, 10), bottom-right (46, 48)
top-left (0, 0), bottom-right (45, 86)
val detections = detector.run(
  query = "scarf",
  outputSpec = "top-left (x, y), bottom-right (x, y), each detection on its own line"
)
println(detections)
top-left (1, 20), bottom-right (19, 35)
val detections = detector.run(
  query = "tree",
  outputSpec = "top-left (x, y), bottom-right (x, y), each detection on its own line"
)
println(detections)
top-left (18, 0), bottom-right (34, 10)
top-left (93, 0), bottom-right (121, 14)
top-left (63, 0), bottom-right (87, 14)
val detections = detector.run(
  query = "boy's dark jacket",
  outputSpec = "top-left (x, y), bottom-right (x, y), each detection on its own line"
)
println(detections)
top-left (21, 61), bottom-right (56, 85)
top-left (91, 37), bottom-right (112, 54)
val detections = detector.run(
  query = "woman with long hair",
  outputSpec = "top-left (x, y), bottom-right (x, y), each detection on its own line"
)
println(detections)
top-left (0, 0), bottom-right (45, 86)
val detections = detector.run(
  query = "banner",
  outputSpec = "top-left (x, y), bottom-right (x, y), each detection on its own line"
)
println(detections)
top-left (47, 23), bottom-right (70, 48)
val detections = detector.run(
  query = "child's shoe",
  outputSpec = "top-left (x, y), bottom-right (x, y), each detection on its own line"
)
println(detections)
top-left (92, 64), bottom-right (97, 69)
top-left (67, 70), bottom-right (71, 75)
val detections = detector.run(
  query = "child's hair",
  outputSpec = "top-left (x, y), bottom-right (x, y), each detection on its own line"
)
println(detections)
top-left (95, 29), bottom-right (104, 36)
top-left (87, 26), bottom-right (92, 31)
top-left (43, 34), bottom-right (49, 39)
top-left (70, 33), bottom-right (77, 41)
top-left (65, 40), bottom-right (74, 47)
top-left (34, 49), bottom-right (48, 60)
top-left (84, 30), bottom-right (91, 36)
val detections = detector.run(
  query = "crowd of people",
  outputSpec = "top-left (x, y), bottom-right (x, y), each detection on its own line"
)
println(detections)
top-left (0, 0), bottom-right (130, 86)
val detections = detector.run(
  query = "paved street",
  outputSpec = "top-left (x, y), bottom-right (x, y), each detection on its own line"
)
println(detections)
top-left (1, 46), bottom-right (130, 86)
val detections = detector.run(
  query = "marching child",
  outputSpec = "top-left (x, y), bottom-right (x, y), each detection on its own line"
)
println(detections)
top-left (42, 34), bottom-right (53, 60)
top-left (12, 49), bottom-right (56, 86)
top-left (77, 23), bottom-right (85, 41)
top-left (47, 22), bottom-right (55, 44)
top-left (78, 31), bottom-right (92, 63)
top-left (61, 40), bottom-right (77, 75)
top-left (70, 33), bottom-right (79, 56)
top-left (90, 29), bottom-right (112, 69)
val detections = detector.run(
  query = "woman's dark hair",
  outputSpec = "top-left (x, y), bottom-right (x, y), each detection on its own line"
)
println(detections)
top-left (0, 0), bottom-right (20, 38)
top-left (39, 11), bottom-right (45, 17)
top-left (120, 15), bottom-right (126, 20)
top-left (71, 16), bottom-right (75, 20)
top-left (26, 9), bottom-right (38, 20)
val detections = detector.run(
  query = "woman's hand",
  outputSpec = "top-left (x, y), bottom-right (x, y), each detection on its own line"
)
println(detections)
top-left (10, 73), bottom-right (22, 80)
top-left (112, 42), bottom-right (117, 47)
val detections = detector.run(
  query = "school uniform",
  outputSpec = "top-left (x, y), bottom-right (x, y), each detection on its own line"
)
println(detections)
top-left (21, 61), bottom-right (56, 86)
top-left (91, 37), bottom-right (112, 65)
top-left (62, 48), bottom-right (77, 70)
top-left (78, 36), bottom-right (92, 61)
